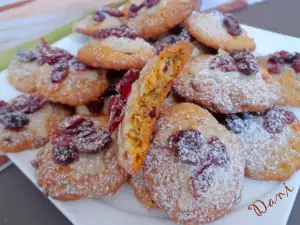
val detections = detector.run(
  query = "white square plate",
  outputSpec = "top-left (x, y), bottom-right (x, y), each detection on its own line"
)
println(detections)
top-left (1, 25), bottom-right (300, 225)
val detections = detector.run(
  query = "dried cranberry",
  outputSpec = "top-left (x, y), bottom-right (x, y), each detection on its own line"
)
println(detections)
top-left (163, 63), bottom-right (169, 73)
top-left (102, 8), bottom-right (125, 17)
top-left (70, 59), bottom-right (90, 71)
top-left (231, 51), bottom-right (255, 62)
top-left (92, 24), bottom-right (138, 40)
top-left (292, 57), bottom-right (300, 73)
top-left (268, 63), bottom-right (282, 74)
top-left (93, 10), bottom-right (106, 22)
top-left (128, 3), bottom-right (145, 17)
top-left (207, 136), bottom-right (230, 167)
top-left (273, 107), bottom-right (295, 124)
top-left (51, 59), bottom-right (69, 83)
top-left (52, 145), bottom-right (78, 165)
top-left (37, 39), bottom-right (73, 65)
top-left (223, 13), bottom-right (242, 36)
top-left (59, 116), bottom-right (94, 135)
top-left (283, 111), bottom-right (296, 124)
top-left (283, 53), bottom-right (296, 64)
top-left (0, 101), bottom-right (6, 108)
top-left (0, 106), bottom-right (13, 116)
top-left (263, 108), bottom-right (288, 133)
top-left (225, 112), bottom-right (253, 133)
top-left (268, 55), bottom-right (283, 64)
top-left (102, 88), bottom-right (118, 97)
top-left (130, 3), bottom-right (143, 13)
top-left (86, 98), bottom-right (104, 115)
top-left (169, 129), bottom-right (211, 165)
top-left (15, 49), bottom-right (37, 62)
top-left (145, 0), bottom-right (160, 8)
top-left (73, 128), bottom-right (112, 154)
top-left (11, 95), bottom-right (47, 114)
top-left (210, 55), bottom-right (237, 72)
top-left (230, 51), bottom-right (258, 75)
top-left (116, 69), bottom-right (140, 98)
top-left (277, 50), bottom-right (289, 57)
top-left (0, 101), bottom-right (13, 115)
top-left (51, 133), bottom-right (72, 147)
top-left (0, 112), bottom-right (29, 130)
top-left (108, 96), bottom-right (126, 132)
top-left (149, 106), bottom-right (156, 118)
top-left (236, 59), bottom-right (259, 75)
top-left (190, 165), bottom-right (215, 199)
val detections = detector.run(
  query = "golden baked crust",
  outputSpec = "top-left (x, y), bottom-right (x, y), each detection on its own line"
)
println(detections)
top-left (34, 116), bottom-right (128, 201)
top-left (8, 60), bottom-right (39, 93)
top-left (143, 103), bottom-right (244, 225)
top-left (258, 56), bottom-right (300, 107)
top-left (124, 0), bottom-right (198, 38)
top-left (173, 54), bottom-right (279, 114)
top-left (117, 41), bottom-right (194, 175)
top-left (78, 37), bottom-right (156, 70)
top-left (129, 172), bottom-right (157, 209)
top-left (0, 103), bottom-right (71, 153)
top-left (73, 14), bottom-right (123, 36)
top-left (36, 63), bottom-right (108, 106)
top-left (184, 11), bottom-right (256, 52)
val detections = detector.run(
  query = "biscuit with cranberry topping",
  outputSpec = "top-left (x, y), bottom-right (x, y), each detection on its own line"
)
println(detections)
top-left (173, 53), bottom-right (279, 114)
top-left (258, 51), bottom-right (300, 106)
top-left (184, 11), bottom-right (256, 52)
top-left (0, 95), bottom-right (71, 153)
top-left (143, 103), bottom-right (244, 225)
top-left (117, 41), bottom-right (193, 175)
top-left (33, 116), bottom-right (128, 200)
top-left (36, 58), bottom-right (108, 106)
top-left (129, 171), bottom-right (157, 209)
top-left (77, 25), bottom-right (156, 70)
top-left (73, 8), bottom-right (124, 36)
top-left (8, 50), bottom-right (39, 93)
top-left (124, 0), bottom-right (198, 38)
top-left (153, 27), bottom-right (217, 56)
top-left (221, 108), bottom-right (300, 181)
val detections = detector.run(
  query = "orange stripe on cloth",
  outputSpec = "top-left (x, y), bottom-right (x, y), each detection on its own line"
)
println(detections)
top-left (204, 0), bottom-right (248, 13)
top-left (0, 0), bottom-right (35, 13)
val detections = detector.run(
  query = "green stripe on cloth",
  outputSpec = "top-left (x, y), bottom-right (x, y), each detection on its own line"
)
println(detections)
top-left (0, 1), bottom-right (126, 71)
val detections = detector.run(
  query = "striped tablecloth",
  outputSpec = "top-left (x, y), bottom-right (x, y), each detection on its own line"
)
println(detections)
top-left (0, 0), bottom-right (265, 51)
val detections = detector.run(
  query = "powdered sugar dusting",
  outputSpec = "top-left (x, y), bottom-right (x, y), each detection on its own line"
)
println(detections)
top-left (0, 102), bottom-right (69, 153)
top-left (144, 105), bottom-right (244, 224)
top-left (85, 36), bottom-right (156, 70)
top-left (36, 62), bottom-right (108, 106)
top-left (101, 36), bottom-right (153, 53)
top-left (173, 55), bottom-right (279, 113)
top-left (129, 171), bottom-right (156, 208)
top-left (34, 118), bottom-right (128, 199)
top-left (226, 110), bottom-right (300, 174)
